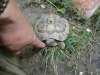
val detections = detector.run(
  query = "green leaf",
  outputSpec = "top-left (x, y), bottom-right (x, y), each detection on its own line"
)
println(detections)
top-left (57, 8), bottom-right (66, 14)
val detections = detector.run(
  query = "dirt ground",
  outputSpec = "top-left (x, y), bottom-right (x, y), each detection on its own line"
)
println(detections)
top-left (16, 0), bottom-right (100, 75)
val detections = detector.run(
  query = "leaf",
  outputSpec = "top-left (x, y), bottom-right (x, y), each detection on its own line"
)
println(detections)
top-left (27, 0), bottom-right (33, 4)
top-left (57, 8), bottom-right (66, 14)
top-left (70, 33), bottom-right (78, 37)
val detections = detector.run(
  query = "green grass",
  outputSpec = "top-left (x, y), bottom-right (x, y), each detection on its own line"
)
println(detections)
top-left (41, 47), bottom-right (67, 75)
top-left (26, 0), bottom-right (41, 4)
top-left (24, 0), bottom-right (100, 75)
top-left (39, 24), bottom-right (97, 75)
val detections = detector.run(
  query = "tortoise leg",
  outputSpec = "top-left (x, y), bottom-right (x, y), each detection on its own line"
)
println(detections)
top-left (57, 41), bottom-right (65, 49)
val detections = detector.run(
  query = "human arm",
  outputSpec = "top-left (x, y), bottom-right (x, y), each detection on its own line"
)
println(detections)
top-left (0, 0), bottom-right (45, 54)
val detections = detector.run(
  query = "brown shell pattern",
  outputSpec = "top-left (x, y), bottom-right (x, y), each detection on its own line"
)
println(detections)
top-left (34, 14), bottom-right (69, 41)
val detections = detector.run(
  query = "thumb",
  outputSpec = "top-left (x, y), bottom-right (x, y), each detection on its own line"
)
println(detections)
top-left (14, 50), bottom-right (21, 55)
top-left (31, 38), bottom-right (45, 48)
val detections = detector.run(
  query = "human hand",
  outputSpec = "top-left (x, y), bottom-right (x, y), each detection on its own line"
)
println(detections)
top-left (0, 0), bottom-right (45, 54)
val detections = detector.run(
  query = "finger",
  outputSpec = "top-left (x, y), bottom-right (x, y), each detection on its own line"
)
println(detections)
top-left (4, 47), bottom-right (21, 55)
top-left (14, 50), bottom-right (21, 55)
top-left (32, 38), bottom-right (45, 48)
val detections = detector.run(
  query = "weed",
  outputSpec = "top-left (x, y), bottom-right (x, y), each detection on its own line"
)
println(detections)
top-left (40, 25), bottom-right (96, 75)
top-left (41, 46), bottom-right (67, 75)
top-left (21, 0), bottom-right (100, 75)
top-left (26, 0), bottom-right (41, 4)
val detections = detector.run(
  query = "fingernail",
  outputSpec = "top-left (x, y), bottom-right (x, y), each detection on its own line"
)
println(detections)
top-left (41, 42), bottom-right (46, 47)
top-left (14, 51), bottom-right (21, 55)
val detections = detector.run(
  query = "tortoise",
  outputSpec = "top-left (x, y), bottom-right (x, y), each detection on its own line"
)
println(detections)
top-left (34, 14), bottom-right (69, 49)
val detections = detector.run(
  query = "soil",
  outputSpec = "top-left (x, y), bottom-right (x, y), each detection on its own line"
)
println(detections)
top-left (16, 0), bottom-right (100, 75)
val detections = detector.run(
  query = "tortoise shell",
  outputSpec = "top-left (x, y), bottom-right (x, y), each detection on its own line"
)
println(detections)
top-left (34, 14), bottom-right (69, 42)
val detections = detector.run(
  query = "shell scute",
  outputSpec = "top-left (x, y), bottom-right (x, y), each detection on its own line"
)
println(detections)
top-left (34, 14), bottom-right (69, 41)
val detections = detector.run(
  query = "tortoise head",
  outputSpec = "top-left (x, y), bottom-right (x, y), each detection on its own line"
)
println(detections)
top-left (46, 38), bottom-right (57, 46)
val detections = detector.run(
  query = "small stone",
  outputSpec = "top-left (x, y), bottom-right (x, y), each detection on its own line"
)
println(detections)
top-left (40, 4), bottom-right (46, 9)
top-left (86, 28), bottom-right (92, 32)
top-left (79, 72), bottom-right (83, 75)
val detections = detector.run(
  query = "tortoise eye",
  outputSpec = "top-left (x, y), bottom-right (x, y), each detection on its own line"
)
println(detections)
top-left (49, 21), bottom-right (53, 23)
